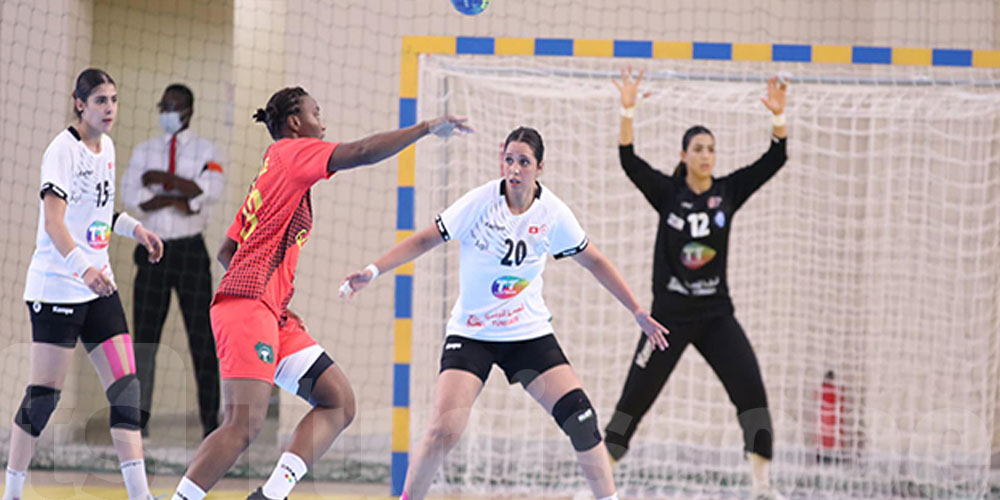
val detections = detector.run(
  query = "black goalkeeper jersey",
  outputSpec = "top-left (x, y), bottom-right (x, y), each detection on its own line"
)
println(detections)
top-left (619, 136), bottom-right (787, 321)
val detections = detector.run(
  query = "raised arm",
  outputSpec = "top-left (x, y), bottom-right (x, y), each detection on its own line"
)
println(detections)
top-left (728, 76), bottom-right (789, 210)
top-left (570, 243), bottom-right (669, 350)
top-left (339, 224), bottom-right (446, 298)
top-left (326, 115), bottom-right (472, 173)
top-left (614, 67), bottom-right (672, 211)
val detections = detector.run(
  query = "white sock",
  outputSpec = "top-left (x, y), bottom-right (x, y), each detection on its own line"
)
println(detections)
top-left (261, 452), bottom-right (308, 500)
top-left (598, 493), bottom-right (619, 500)
top-left (2, 468), bottom-right (26, 500)
top-left (171, 476), bottom-right (206, 500)
top-left (121, 459), bottom-right (151, 500)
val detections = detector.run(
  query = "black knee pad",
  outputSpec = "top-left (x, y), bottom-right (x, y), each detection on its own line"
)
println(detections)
top-left (106, 374), bottom-right (141, 430)
top-left (14, 385), bottom-right (61, 437)
top-left (551, 388), bottom-right (602, 452)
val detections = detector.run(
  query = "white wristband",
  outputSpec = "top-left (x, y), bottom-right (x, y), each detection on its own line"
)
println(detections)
top-left (620, 106), bottom-right (635, 119)
top-left (772, 113), bottom-right (786, 127)
top-left (113, 212), bottom-right (141, 239)
top-left (364, 263), bottom-right (380, 280)
top-left (63, 247), bottom-right (93, 278)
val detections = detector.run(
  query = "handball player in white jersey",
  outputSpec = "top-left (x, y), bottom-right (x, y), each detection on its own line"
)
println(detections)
top-left (341, 127), bottom-right (669, 500)
top-left (2, 69), bottom-right (163, 500)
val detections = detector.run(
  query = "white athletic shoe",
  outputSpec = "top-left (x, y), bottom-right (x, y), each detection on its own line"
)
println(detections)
top-left (752, 486), bottom-right (786, 500)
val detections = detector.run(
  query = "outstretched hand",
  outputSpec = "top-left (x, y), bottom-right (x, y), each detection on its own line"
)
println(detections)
top-left (338, 267), bottom-right (377, 300)
top-left (428, 115), bottom-right (474, 138)
top-left (761, 75), bottom-right (788, 115)
top-left (612, 65), bottom-right (652, 109)
top-left (634, 309), bottom-right (669, 350)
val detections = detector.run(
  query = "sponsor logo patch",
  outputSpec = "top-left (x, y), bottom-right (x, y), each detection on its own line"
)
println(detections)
top-left (681, 242), bottom-right (717, 270)
top-left (52, 306), bottom-right (74, 316)
top-left (491, 276), bottom-right (530, 299)
top-left (445, 342), bottom-right (463, 350)
top-left (708, 196), bottom-right (722, 208)
top-left (86, 221), bottom-right (111, 250)
top-left (714, 211), bottom-right (726, 228)
top-left (667, 213), bottom-right (685, 231)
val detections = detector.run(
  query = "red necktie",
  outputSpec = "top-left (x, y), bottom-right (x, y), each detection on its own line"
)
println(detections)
top-left (165, 135), bottom-right (176, 190)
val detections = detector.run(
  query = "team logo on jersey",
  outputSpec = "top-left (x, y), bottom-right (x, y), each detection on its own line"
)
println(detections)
top-left (491, 276), bottom-right (530, 299)
top-left (466, 315), bottom-right (483, 327)
top-left (32, 301), bottom-right (42, 314)
top-left (708, 196), bottom-right (722, 208)
top-left (681, 242), bottom-right (716, 270)
top-left (86, 221), bottom-right (111, 249)
top-left (254, 342), bottom-right (274, 364)
top-left (714, 211), bottom-right (726, 228)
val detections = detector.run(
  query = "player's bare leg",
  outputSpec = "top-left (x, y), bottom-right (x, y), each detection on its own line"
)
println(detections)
top-left (401, 370), bottom-right (483, 500)
top-left (181, 379), bottom-right (272, 491)
top-left (1, 343), bottom-right (73, 500)
top-left (284, 363), bottom-right (356, 465)
top-left (525, 364), bottom-right (616, 499)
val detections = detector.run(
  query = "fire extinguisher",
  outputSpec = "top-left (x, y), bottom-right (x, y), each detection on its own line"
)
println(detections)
top-left (818, 370), bottom-right (839, 462)
top-left (819, 370), bottom-right (841, 452)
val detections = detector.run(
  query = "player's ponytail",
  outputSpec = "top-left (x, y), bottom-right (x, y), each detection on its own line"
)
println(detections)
top-left (72, 68), bottom-right (115, 118)
top-left (254, 86), bottom-right (308, 140)
top-left (674, 125), bottom-right (713, 178)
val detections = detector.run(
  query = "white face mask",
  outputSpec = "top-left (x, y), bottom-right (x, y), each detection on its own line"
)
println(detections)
top-left (159, 111), bottom-right (183, 135)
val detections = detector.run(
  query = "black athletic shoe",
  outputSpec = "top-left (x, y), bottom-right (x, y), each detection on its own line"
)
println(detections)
top-left (246, 487), bottom-right (286, 500)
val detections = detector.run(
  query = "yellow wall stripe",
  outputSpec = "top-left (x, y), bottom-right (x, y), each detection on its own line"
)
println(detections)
top-left (653, 41), bottom-right (692, 60)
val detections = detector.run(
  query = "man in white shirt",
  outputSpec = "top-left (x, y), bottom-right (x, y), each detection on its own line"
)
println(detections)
top-left (121, 84), bottom-right (224, 437)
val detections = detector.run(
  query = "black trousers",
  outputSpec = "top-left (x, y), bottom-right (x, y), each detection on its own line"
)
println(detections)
top-left (133, 234), bottom-right (219, 436)
top-left (604, 308), bottom-right (773, 460)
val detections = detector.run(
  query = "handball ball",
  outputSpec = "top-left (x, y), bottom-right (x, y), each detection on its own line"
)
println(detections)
top-left (451, 0), bottom-right (489, 15)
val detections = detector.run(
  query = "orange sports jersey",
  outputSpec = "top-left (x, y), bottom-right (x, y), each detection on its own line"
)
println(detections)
top-left (216, 138), bottom-right (340, 318)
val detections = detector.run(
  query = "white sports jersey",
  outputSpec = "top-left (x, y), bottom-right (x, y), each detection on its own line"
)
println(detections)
top-left (24, 127), bottom-right (116, 303)
top-left (436, 179), bottom-right (588, 341)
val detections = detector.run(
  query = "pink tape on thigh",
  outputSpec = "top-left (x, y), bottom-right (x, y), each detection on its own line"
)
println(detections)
top-left (101, 337), bottom-right (126, 379)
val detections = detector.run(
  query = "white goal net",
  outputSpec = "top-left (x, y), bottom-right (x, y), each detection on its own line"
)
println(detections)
top-left (410, 54), bottom-right (1000, 499)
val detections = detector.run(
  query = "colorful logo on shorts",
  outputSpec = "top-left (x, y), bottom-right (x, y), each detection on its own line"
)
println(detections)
top-left (491, 276), bottom-right (530, 299)
top-left (86, 221), bottom-right (111, 250)
top-left (254, 342), bottom-right (274, 364)
top-left (681, 242), bottom-right (716, 270)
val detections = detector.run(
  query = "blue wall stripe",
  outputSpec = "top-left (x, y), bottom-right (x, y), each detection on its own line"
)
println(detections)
top-left (394, 274), bottom-right (413, 319)
top-left (396, 186), bottom-right (414, 230)
top-left (457, 36), bottom-right (495, 55)
top-left (773, 44), bottom-right (811, 62)
top-left (932, 48), bottom-right (972, 67)
top-left (393, 363), bottom-right (410, 406)
top-left (613, 40), bottom-right (652, 58)
top-left (535, 38), bottom-right (573, 56)
top-left (693, 42), bottom-right (732, 60)
top-left (398, 98), bottom-right (416, 128)
top-left (391, 452), bottom-right (409, 495)
top-left (852, 46), bottom-right (892, 64)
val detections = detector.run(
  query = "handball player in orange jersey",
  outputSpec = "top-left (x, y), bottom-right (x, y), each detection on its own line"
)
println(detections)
top-left (169, 87), bottom-right (470, 500)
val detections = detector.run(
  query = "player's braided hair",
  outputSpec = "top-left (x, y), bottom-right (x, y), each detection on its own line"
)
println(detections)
top-left (253, 86), bottom-right (309, 140)
top-left (503, 126), bottom-right (544, 163)
top-left (673, 125), bottom-right (714, 177)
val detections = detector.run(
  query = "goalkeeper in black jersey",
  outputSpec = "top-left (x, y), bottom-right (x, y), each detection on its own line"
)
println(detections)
top-left (604, 67), bottom-right (789, 500)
